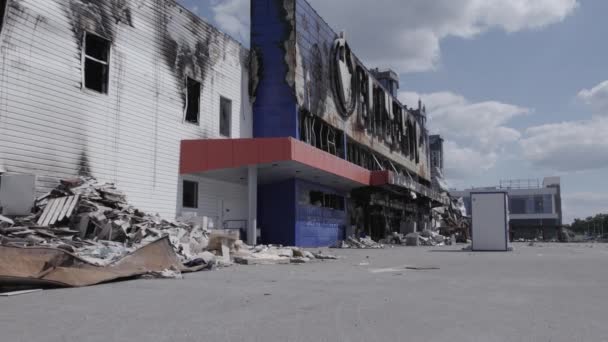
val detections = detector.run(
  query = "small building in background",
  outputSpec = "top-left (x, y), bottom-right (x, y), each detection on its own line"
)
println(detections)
top-left (451, 177), bottom-right (563, 241)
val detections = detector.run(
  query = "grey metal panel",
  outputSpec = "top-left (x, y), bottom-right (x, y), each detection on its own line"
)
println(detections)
top-left (0, 173), bottom-right (36, 216)
top-left (471, 191), bottom-right (509, 251)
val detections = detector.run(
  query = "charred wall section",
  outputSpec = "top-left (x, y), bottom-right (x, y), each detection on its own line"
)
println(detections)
top-left (292, 0), bottom-right (431, 182)
top-left (0, 0), bottom-right (250, 218)
top-left (0, 0), bottom-right (7, 33)
top-left (250, 0), bottom-right (299, 138)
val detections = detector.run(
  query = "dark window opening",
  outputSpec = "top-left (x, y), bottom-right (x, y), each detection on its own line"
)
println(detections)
top-left (182, 180), bottom-right (198, 209)
top-left (299, 112), bottom-right (345, 158)
top-left (220, 96), bottom-right (232, 137)
top-left (310, 191), bottom-right (324, 206)
top-left (309, 191), bottom-right (344, 211)
top-left (83, 33), bottom-right (110, 93)
top-left (0, 0), bottom-right (6, 34)
top-left (185, 78), bottom-right (200, 124)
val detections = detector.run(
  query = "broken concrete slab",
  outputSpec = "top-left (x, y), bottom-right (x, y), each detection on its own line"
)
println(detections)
top-left (313, 252), bottom-right (338, 260)
top-left (0, 215), bottom-right (14, 226)
top-left (290, 257), bottom-right (310, 264)
top-left (233, 256), bottom-right (291, 265)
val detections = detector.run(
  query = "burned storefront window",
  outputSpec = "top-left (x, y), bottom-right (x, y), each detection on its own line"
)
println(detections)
top-left (309, 190), bottom-right (345, 211)
top-left (83, 33), bottom-right (110, 93)
top-left (185, 77), bottom-right (201, 124)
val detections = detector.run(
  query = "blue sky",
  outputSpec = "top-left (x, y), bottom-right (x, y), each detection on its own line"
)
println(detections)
top-left (179, 0), bottom-right (608, 223)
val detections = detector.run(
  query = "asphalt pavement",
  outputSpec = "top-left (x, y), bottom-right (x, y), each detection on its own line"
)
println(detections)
top-left (2, 242), bottom-right (608, 342)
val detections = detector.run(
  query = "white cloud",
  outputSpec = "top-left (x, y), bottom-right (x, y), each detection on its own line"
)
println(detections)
top-left (443, 140), bottom-right (497, 180)
top-left (205, 0), bottom-right (577, 72)
top-left (520, 118), bottom-right (608, 172)
top-left (399, 91), bottom-right (526, 180)
top-left (577, 80), bottom-right (608, 117)
top-left (307, 0), bottom-right (578, 73)
top-left (190, 5), bottom-right (199, 15)
top-left (401, 91), bottom-right (528, 151)
top-left (521, 79), bottom-right (608, 172)
top-left (562, 192), bottom-right (608, 223)
top-left (211, 0), bottom-right (250, 45)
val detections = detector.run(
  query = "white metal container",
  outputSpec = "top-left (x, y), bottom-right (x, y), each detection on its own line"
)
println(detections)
top-left (471, 191), bottom-right (509, 251)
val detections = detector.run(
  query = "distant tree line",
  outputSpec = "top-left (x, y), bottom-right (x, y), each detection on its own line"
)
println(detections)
top-left (567, 213), bottom-right (608, 236)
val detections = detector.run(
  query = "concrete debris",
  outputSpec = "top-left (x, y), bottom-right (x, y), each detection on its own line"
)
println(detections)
top-left (405, 266), bottom-right (440, 270)
top-left (405, 233), bottom-right (420, 246)
top-left (333, 236), bottom-right (384, 249)
top-left (0, 237), bottom-right (206, 288)
top-left (312, 251), bottom-right (338, 260)
top-left (290, 257), bottom-right (310, 264)
top-left (0, 177), bottom-right (214, 267)
top-left (0, 215), bottom-right (14, 226)
top-left (232, 245), bottom-right (337, 265)
top-left (0, 177), bottom-right (338, 289)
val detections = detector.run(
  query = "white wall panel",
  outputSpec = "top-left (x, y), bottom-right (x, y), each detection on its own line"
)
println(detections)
top-left (0, 0), bottom-right (252, 219)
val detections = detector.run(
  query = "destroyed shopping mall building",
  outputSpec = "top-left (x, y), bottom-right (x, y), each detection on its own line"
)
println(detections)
top-left (0, 0), bottom-right (448, 247)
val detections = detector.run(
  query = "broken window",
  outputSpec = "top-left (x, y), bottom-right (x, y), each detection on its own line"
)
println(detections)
top-left (309, 191), bottom-right (344, 210)
top-left (185, 78), bottom-right (201, 124)
top-left (182, 180), bottom-right (198, 209)
top-left (83, 32), bottom-right (110, 93)
top-left (310, 191), bottom-right (324, 207)
top-left (219, 96), bottom-right (232, 137)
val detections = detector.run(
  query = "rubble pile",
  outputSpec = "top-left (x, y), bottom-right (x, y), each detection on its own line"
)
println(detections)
top-left (333, 236), bottom-right (384, 249)
top-left (0, 178), bottom-right (213, 266)
top-left (0, 177), bottom-right (339, 289)
top-left (405, 231), bottom-right (447, 247)
top-left (232, 243), bottom-right (338, 265)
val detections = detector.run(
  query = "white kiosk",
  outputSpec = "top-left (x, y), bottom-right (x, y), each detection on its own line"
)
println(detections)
top-left (471, 191), bottom-right (509, 251)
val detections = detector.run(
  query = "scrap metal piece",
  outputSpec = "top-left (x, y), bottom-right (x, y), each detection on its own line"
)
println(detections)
top-left (37, 196), bottom-right (79, 227)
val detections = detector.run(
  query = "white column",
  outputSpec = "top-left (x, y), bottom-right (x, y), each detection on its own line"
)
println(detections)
top-left (247, 165), bottom-right (258, 246)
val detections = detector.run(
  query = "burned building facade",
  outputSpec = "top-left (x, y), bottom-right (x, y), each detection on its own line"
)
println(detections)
top-left (0, 0), bottom-right (252, 222)
top-left (0, 0), bottom-right (447, 247)
top-left (248, 0), bottom-right (446, 245)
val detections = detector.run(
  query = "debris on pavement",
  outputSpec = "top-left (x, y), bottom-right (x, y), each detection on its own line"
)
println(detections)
top-left (332, 236), bottom-right (384, 249)
top-left (405, 266), bottom-right (440, 270)
top-left (0, 236), bottom-right (204, 288)
top-left (312, 251), bottom-right (338, 260)
top-left (0, 177), bottom-right (339, 288)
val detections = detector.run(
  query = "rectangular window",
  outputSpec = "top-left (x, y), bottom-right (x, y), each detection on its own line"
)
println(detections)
top-left (83, 32), bottom-right (110, 93)
top-left (308, 191), bottom-right (344, 211)
top-left (182, 180), bottom-right (198, 209)
top-left (509, 197), bottom-right (527, 214)
top-left (185, 78), bottom-right (200, 124)
top-left (219, 96), bottom-right (232, 137)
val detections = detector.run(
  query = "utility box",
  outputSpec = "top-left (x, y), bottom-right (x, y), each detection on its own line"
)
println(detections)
top-left (471, 191), bottom-right (509, 251)
top-left (0, 173), bottom-right (36, 216)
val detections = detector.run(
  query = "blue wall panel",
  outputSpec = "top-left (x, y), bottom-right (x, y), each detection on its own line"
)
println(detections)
top-left (294, 180), bottom-right (348, 247)
top-left (258, 179), bottom-right (296, 246)
top-left (251, 0), bottom-right (299, 139)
